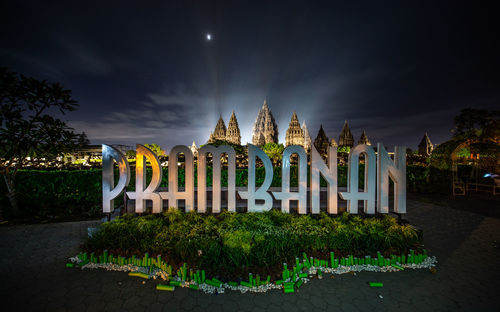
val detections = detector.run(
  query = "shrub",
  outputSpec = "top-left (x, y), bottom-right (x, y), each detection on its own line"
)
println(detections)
top-left (0, 169), bottom-right (106, 219)
top-left (86, 210), bottom-right (421, 275)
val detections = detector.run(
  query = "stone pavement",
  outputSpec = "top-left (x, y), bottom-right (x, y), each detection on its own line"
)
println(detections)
top-left (1, 198), bottom-right (500, 312)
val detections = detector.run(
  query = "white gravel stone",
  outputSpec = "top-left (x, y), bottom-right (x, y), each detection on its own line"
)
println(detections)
top-left (72, 255), bottom-right (438, 295)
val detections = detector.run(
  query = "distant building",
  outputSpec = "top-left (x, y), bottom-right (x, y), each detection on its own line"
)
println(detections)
top-left (225, 111), bottom-right (241, 145)
top-left (357, 130), bottom-right (371, 146)
top-left (314, 125), bottom-right (330, 157)
top-left (418, 133), bottom-right (434, 156)
top-left (208, 115), bottom-right (227, 144)
top-left (252, 100), bottom-right (279, 146)
top-left (204, 103), bottom-right (378, 156)
top-left (207, 112), bottom-right (242, 145)
top-left (338, 120), bottom-right (354, 147)
top-left (255, 132), bottom-right (266, 146)
top-left (302, 121), bottom-right (312, 152)
top-left (190, 141), bottom-right (198, 157)
top-left (285, 112), bottom-right (304, 146)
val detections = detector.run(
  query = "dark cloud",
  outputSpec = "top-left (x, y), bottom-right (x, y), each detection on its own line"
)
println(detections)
top-left (1, 0), bottom-right (498, 150)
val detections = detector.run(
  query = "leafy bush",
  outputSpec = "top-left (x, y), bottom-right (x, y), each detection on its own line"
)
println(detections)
top-left (0, 169), bottom-right (106, 219)
top-left (86, 210), bottom-right (421, 275)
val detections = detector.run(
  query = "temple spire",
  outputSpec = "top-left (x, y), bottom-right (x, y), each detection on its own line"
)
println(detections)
top-left (285, 112), bottom-right (304, 146)
top-left (338, 120), bottom-right (354, 147)
top-left (302, 121), bottom-right (312, 151)
top-left (357, 130), bottom-right (371, 146)
top-left (226, 111), bottom-right (241, 145)
top-left (252, 100), bottom-right (278, 146)
top-left (208, 115), bottom-right (227, 143)
top-left (314, 124), bottom-right (330, 158)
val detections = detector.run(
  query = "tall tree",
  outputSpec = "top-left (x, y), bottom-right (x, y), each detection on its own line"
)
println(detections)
top-left (453, 108), bottom-right (500, 142)
top-left (261, 142), bottom-right (284, 166)
top-left (0, 67), bottom-right (83, 217)
top-left (144, 143), bottom-right (166, 157)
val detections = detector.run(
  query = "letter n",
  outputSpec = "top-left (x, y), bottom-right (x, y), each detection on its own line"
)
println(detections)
top-left (377, 144), bottom-right (406, 213)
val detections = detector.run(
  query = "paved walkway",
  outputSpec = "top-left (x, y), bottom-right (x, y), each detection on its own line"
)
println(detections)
top-left (1, 198), bottom-right (499, 312)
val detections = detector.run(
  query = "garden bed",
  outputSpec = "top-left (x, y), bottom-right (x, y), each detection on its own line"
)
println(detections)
top-left (84, 210), bottom-right (423, 280)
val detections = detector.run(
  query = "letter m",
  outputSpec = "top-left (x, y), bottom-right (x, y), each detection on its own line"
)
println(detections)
top-left (197, 145), bottom-right (236, 213)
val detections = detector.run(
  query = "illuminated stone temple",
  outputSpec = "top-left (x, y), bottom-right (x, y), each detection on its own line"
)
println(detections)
top-left (338, 120), bottom-right (354, 147)
top-left (285, 112), bottom-right (304, 146)
top-left (208, 112), bottom-right (241, 145)
top-left (313, 125), bottom-right (330, 157)
top-left (302, 121), bottom-right (312, 152)
top-left (357, 130), bottom-right (371, 146)
top-left (208, 115), bottom-right (227, 144)
top-left (205, 101), bottom-right (373, 158)
top-left (252, 100), bottom-right (279, 146)
top-left (225, 111), bottom-right (241, 145)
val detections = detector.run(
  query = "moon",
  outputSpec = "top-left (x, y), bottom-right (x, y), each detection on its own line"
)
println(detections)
top-left (206, 33), bottom-right (212, 41)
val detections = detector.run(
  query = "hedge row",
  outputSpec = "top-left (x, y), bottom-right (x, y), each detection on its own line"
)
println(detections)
top-left (1, 165), bottom-right (463, 218)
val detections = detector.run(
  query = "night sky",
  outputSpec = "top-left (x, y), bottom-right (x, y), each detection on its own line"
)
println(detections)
top-left (1, 1), bottom-right (499, 150)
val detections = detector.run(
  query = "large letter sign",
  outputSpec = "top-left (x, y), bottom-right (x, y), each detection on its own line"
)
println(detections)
top-left (102, 142), bottom-right (406, 215)
top-left (377, 143), bottom-right (406, 213)
top-left (197, 145), bottom-right (236, 213)
top-left (310, 145), bottom-right (337, 214)
top-left (126, 144), bottom-right (162, 213)
top-left (339, 144), bottom-right (376, 214)
top-left (102, 144), bottom-right (130, 213)
top-left (160, 146), bottom-right (195, 211)
top-left (238, 144), bottom-right (274, 212)
top-left (273, 145), bottom-right (308, 213)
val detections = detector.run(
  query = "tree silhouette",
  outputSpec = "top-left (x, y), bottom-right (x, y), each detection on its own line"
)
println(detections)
top-left (453, 108), bottom-right (499, 142)
top-left (0, 67), bottom-right (84, 218)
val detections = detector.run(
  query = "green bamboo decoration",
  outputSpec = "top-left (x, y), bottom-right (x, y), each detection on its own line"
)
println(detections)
top-left (74, 249), bottom-right (433, 295)
top-left (189, 284), bottom-right (199, 290)
top-left (240, 281), bottom-right (252, 287)
top-left (369, 282), bottom-right (383, 287)
top-left (128, 272), bottom-right (149, 279)
top-left (157, 284), bottom-right (175, 291)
